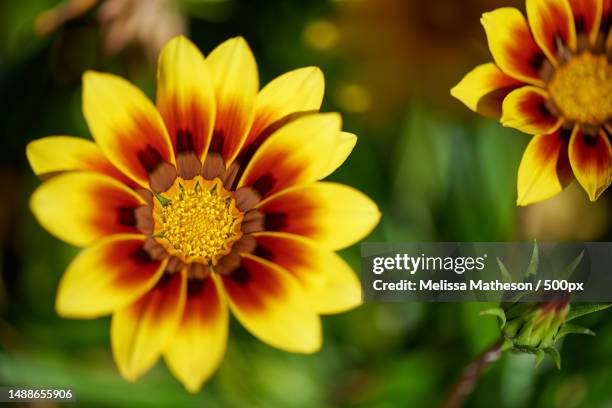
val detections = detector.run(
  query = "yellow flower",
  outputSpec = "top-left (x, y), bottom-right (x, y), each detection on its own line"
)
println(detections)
top-left (26, 36), bottom-right (380, 392)
top-left (452, 0), bottom-right (612, 205)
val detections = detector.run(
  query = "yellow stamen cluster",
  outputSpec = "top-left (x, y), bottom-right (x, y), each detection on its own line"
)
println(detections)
top-left (153, 177), bottom-right (243, 264)
top-left (548, 53), bottom-right (612, 125)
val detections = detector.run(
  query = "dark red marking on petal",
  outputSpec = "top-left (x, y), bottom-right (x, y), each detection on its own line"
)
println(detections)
top-left (175, 130), bottom-right (195, 153)
top-left (137, 145), bottom-right (163, 173)
top-left (251, 174), bottom-right (277, 197)
top-left (230, 266), bottom-right (251, 285)
top-left (264, 212), bottom-right (288, 231)
top-left (116, 207), bottom-right (137, 227)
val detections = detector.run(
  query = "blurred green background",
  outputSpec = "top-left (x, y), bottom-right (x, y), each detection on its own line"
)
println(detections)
top-left (1, 0), bottom-right (611, 407)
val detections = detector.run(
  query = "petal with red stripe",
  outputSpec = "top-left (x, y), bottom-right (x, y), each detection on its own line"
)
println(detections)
top-left (526, 0), bottom-right (577, 63)
top-left (30, 172), bottom-right (145, 247)
top-left (157, 36), bottom-right (216, 161)
top-left (206, 37), bottom-right (258, 164)
top-left (221, 254), bottom-right (321, 353)
top-left (164, 276), bottom-right (228, 393)
top-left (112, 270), bottom-right (186, 382)
top-left (55, 235), bottom-right (167, 318)
top-left (253, 232), bottom-right (362, 314)
top-left (451, 63), bottom-right (524, 119)
top-left (501, 86), bottom-right (562, 135)
top-left (481, 8), bottom-right (547, 86)
top-left (257, 182), bottom-right (381, 251)
top-left (238, 113), bottom-right (342, 198)
top-left (568, 0), bottom-right (603, 45)
top-left (82, 71), bottom-right (175, 189)
top-left (517, 131), bottom-right (573, 206)
top-left (26, 136), bottom-right (134, 186)
top-left (569, 127), bottom-right (612, 201)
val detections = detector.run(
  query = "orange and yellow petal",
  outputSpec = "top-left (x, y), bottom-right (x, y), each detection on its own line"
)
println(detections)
top-left (253, 232), bottom-right (362, 314)
top-left (238, 113), bottom-right (342, 199)
top-left (112, 270), bottom-right (187, 382)
top-left (569, 127), bottom-right (612, 201)
top-left (30, 172), bottom-right (145, 247)
top-left (501, 86), bottom-right (562, 135)
top-left (206, 37), bottom-right (258, 164)
top-left (55, 235), bottom-right (167, 318)
top-left (26, 136), bottom-right (134, 186)
top-left (164, 276), bottom-right (228, 393)
top-left (257, 182), bottom-right (380, 251)
top-left (451, 63), bottom-right (524, 119)
top-left (481, 8), bottom-right (547, 86)
top-left (568, 0), bottom-right (603, 45)
top-left (220, 254), bottom-right (321, 353)
top-left (526, 0), bottom-right (577, 64)
top-left (244, 67), bottom-right (324, 148)
top-left (82, 71), bottom-right (175, 189)
top-left (517, 131), bottom-right (573, 205)
top-left (318, 131), bottom-right (357, 179)
top-left (157, 36), bottom-right (216, 160)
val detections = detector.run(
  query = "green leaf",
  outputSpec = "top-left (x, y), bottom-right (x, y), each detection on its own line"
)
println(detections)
top-left (526, 241), bottom-right (539, 278)
top-left (556, 324), bottom-right (595, 339)
top-left (480, 307), bottom-right (506, 328)
top-left (566, 304), bottom-right (612, 322)
top-left (544, 347), bottom-right (561, 369)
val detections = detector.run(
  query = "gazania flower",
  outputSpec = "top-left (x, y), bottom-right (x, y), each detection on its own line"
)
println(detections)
top-left (26, 36), bottom-right (380, 392)
top-left (452, 0), bottom-right (612, 205)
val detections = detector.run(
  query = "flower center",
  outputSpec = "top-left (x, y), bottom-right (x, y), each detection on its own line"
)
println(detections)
top-left (152, 176), bottom-right (243, 264)
top-left (548, 53), bottom-right (612, 125)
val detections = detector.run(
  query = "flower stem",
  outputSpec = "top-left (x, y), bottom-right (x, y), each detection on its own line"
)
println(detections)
top-left (440, 340), bottom-right (504, 408)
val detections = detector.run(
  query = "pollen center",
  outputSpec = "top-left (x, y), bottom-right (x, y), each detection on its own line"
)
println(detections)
top-left (152, 176), bottom-right (243, 264)
top-left (548, 53), bottom-right (612, 125)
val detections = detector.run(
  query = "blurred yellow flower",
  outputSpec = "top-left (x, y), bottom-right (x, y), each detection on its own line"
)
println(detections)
top-left (26, 36), bottom-right (379, 392)
top-left (452, 0), bottom-right (612, 205)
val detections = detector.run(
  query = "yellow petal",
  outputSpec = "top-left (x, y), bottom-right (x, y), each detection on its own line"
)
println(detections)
top-left (30, 172), bottom-right (145, 247)
top-left (26, 136), bottom-right (133, 185)
top-left (517, 132), bottom-right (573, 206)
top-left (112, 270), bottom-right (186, 382)
top-left (569, 127), bottom-right (612, 201)
top-left (258, 182), bottom-right (381, 251)
top-left (206, 37), bottom-right (258, 164)
top-left (82, 71), bottom-right (174, 188)
top-left (246, 66), bottom-right (324, 146)
top-left (253, 232), bottom-right (362, 314)
top-left (318, 131), bottom-right (357, 179)
top-left (481, 8), bottom-right (546, 86)
top-left (238, 113), bottom-right (342, 199)
top-left (450, 63), bottom-right (523, 119)
top-left (526, 0), bottom-right (577, 64)
top-left (221, 254), bottom-right (321, 353)
top-left (157, 36), bottom-right (216, 160)
top-left (164, 276), bottom-right (228, 393)
top-left (501, 86), bottom-right (562, 135)
top-left (55, 235), bottom-right (166, 318)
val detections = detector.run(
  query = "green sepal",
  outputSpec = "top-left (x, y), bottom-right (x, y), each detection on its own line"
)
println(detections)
top-left (496, 257), bottom-right (513, 283)
top-left (559, 251), bottom-right (584, 280)
top-left (154, 193), bottom-right (171, 206)
top-left (556, 324), bottom-right (595, 339)
top-left (526, 241), bottom-right (539, 278)
top-left (544, 347), bottom-right (561, 369)
top-left (534, 349), bottom-right (545, 367)
top-left (566, 304), bottom-right (612, 322)
top-left (480, 308), bottom-right (506, 328)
